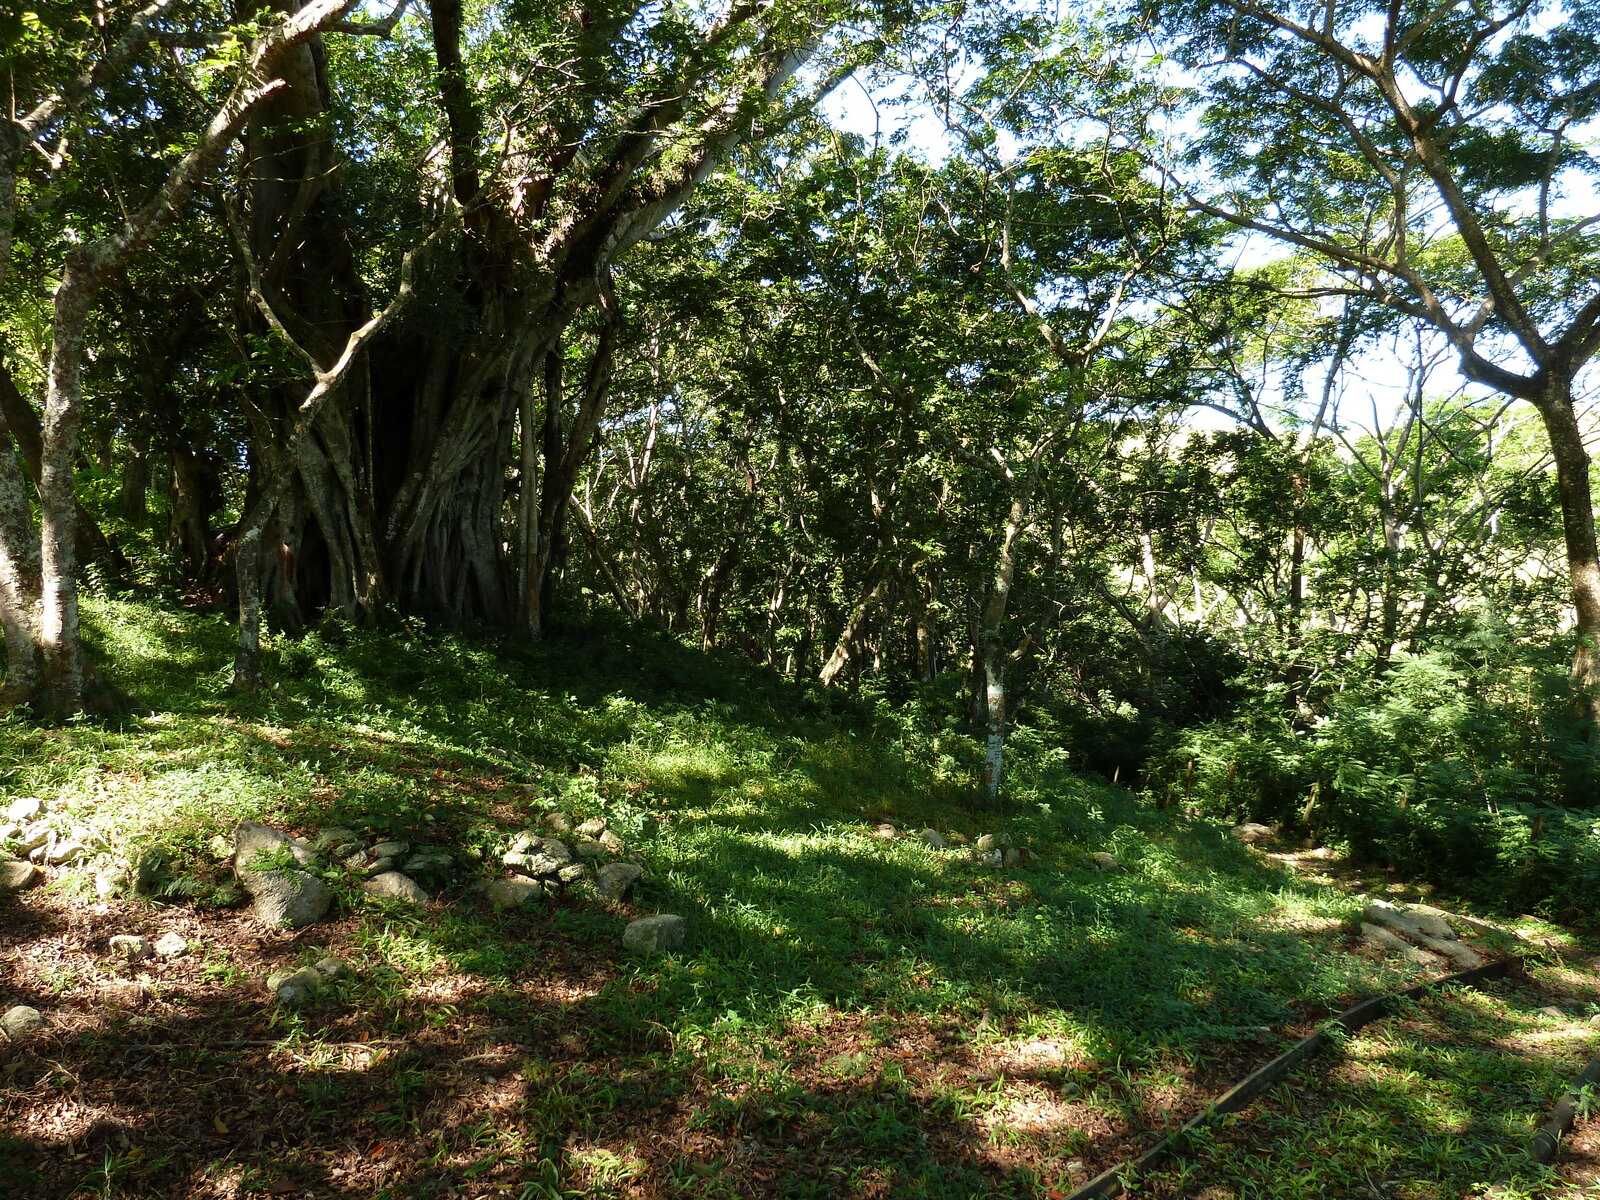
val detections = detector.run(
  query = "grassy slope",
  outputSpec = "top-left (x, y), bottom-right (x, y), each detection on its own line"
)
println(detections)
top-left (0, 599), bottom-right (1593, 1199)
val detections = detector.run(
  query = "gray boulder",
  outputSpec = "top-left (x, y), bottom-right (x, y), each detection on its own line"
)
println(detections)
top-left (1, 1005), bottom-right (45, 1039)
top-left (917, 829), bottom-right (947, 850)
top-left (623, 914), bottom-right (686, 953)
top-left (594, 862), bottom-right (643, 903)
top-left (239, 868), bottom-right (331, 928)
top-left (1230, 822), bottom-right (1275, 844)
top-left (576, 818), bottom-right (607, 838)
top-left (871, 823), bottom-right (899, 840)
top-left (6, 797), bottom-right (41, 823)
top-left (233, 821), bottom-right (296, 872)
top-left (370, 840), bottom-right (410, 860)
top-left (598, 830), bottom-right (627, 855)
top-left (0, 859), bottom-right (40, 892)
top-left (360, 872), bottom-right (429, 905)
top-left (505, 837), bottom-right (571, 878)
top-left (485, 877), bottom-right (545, 909)
top-left (976, 833), bottom-right (1013, 854)
top-left (1361, 922), bottom-right (1442, 967)
top-left (1090, 852), bottom-right (1119, 871)
top-left (266, 966), bottom-right (325, 1007)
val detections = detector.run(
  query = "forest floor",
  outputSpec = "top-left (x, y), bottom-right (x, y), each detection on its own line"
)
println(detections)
top-left (0, 600), bottom-right (1596, 1199)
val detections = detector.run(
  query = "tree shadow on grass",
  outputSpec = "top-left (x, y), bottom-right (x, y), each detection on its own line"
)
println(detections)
top-left (1, 891), bottom-right (1082, 1200)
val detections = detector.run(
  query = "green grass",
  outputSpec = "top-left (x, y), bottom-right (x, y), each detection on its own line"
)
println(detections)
top-left (1, 598), bottom-right (1591, 1198)
top-left (1138, 978), bottom-right (1598, 1198)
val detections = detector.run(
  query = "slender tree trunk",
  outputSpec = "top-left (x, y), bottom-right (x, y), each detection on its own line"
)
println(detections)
top-left (979, 495), bottom-right (1028, 804)
top-left (1536, 382), bottom-right (1600, 735)
top-left (819, 565), bottom-right (890, 686)
top-left (0, 424), bottom-right (41, 705)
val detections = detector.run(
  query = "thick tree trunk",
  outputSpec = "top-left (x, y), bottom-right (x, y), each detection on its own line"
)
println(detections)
top-left (1536, 383), bottom-right (1600, 736)
top-left (37, 254), bottom-right (97, 713)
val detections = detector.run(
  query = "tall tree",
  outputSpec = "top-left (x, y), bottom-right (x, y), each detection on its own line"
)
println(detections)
top-left (1153, 0), bottom-right (1600, 732)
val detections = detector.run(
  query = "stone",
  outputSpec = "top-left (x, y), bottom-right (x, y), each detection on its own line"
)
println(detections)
top-left (1366, 899), bottom-right (1456, 940)
top-left (403, 852), bottom-right (453, 874)
top-left (556, 863), bottom-right (587, 884)
top-left (208, 833), bottom-right (234, 861)
top-left (594, 862), bottom-right (643, 902)
top-left (1001, 848), bottom-right (1021, 868)
top-left (364, 856), bottom-right (398, 876)
top-left (1360, 922), bottom-right (1442, 967)
top-left (239, 868), bottom-right (331, 929)
top-left (95, 867), bottom-right (131, 899)
top-left (1090, 852), bottom-right (1119, 871)
top-left (572, 840), bottom-right (605, 861)
top-left (18, 823), bottom-right (49, 854)
top-left (370, 840), bottom-right (410, 860)
top-left (947, 831), bottom-right (971, 846)
top-left (0, 824), bottom-right (16, 845)
top-left (360, 872), bottom-right (429, 904)
top-left (1230, 822), bottom-right (1275, 844)
top-left (485, 877), bottom-right (545, 909)
top-left (314, 827), bottom-right (359, 853)
top-left (507, 837), bottom-right (572, 877)
top-left (130, 847), bottom-right (167, 896)
top-left (234, 821), bottom-right (295, 873)
top-left (314, 956), bottom-right (352, 980)
top-left (872, 823), bottom-right (899, 840)
top-left (287, 838), bottom-right (324, 868)
top-left (576, 818), bottom-right (607, 838)
top-left (1589, 1014), bottom-right (1600, 1026)
top-left (6, 797), bottom-right (41, 823)
top-left (108, 935), bottom-right (150, 962)
top-left (267, 967), bottom-right (324, 1007)
top-left (154, 932), bottom-right (189, 958)
top-left (45, 839), bottom-right (85, 866)
top-left (344, 850), bottom-right (369, 871)
top-left (598, 830), bottom-right (627, 855)
top-left (623, 914), bottom-right (686, 953)
top-left (1364, 902), bottom-right (1478, 965)
top-left (917, 829), bottom-right (947, 849)
top-left (976, 833), bottom-right (1013, 854)
top-left (0, 859), bottom-right (40, 892)
top-left (1, 1005), bottom-right (45, 1039)
top-left (543, 813), bottom-right (574, 835)
top-left (1537, 1006), bottom-right (1567, 1020)
top-left (508, 831), bottom-right (538, 854)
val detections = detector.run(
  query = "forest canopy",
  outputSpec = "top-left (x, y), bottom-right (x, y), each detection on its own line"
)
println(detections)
top-left (2, 0), bottom-right (1598, 914)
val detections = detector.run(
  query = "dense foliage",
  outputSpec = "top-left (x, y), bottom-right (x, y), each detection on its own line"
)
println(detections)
top-left (2, 0), bottom-right (1598, 916)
